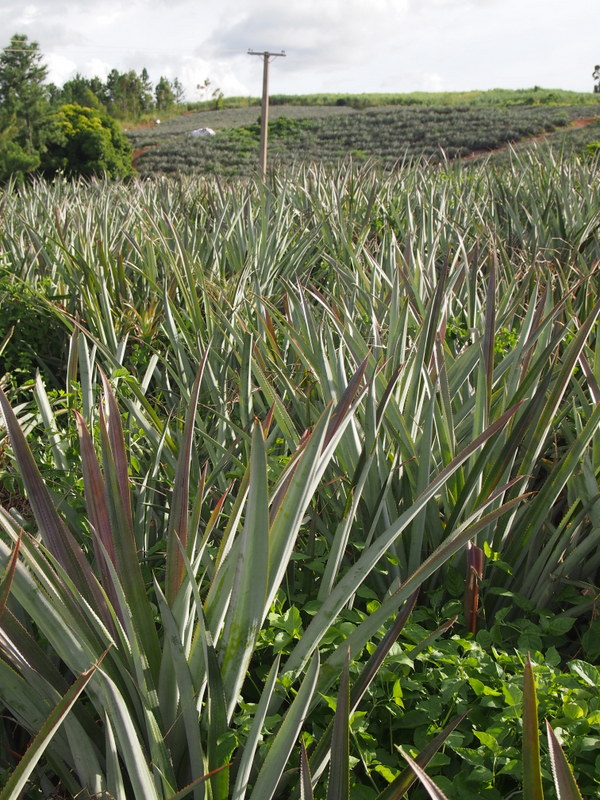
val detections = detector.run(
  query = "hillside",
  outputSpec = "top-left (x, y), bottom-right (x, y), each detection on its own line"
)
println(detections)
top-left (127, 90), bottom-right (600, 177)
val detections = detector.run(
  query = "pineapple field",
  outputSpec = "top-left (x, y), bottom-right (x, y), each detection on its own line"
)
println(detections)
top-left (0, 142), bottom-right (599, 798)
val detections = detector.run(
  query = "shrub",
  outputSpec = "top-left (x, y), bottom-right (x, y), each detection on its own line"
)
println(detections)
top-left (42, 103), bottom-right (133, 179)
top-left (583, 140), bottom-right (600, 158)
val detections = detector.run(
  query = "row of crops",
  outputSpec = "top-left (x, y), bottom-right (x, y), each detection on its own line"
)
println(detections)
top-left (129, 103), bottom-right (599, 177)
top-left (1, 150), bottom-right (600, 798)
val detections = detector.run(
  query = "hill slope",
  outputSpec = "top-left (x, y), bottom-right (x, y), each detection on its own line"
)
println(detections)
top-left (127, 91), bottom-right (600, 177)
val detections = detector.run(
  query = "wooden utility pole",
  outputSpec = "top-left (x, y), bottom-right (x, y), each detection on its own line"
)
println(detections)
top-left (247, 49), bottom-right (286, 177)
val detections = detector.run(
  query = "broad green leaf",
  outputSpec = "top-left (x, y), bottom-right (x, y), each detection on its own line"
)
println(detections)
top-left (104, 711), bottom-right (126, 800)
top-left (155, 584), bottom-right (205, 799)
top-left (94, 668), bottom-right (163, 799)
top-left (0, 532), bottom-right (20, 617)
top-left (204, 626), bottom-right (232, 800)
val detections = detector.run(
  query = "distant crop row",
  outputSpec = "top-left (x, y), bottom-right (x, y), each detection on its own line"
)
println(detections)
top-left (131, 104), bottom-right (598, 178)
top-left (186, 86), bottom-right (600, 112)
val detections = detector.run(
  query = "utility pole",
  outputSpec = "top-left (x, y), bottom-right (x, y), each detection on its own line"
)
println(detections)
top-left (247, 49), bottom-right (286, 177)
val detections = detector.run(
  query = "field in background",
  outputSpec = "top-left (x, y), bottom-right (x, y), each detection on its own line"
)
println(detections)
top-left (187, 87), bottom-right (600, 111)
top-left (128, 90), bottom-right (600, 177)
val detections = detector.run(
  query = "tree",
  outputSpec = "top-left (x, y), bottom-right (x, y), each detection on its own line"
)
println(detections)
top-left (155, 76), bottom-right (175, 111)
top-left (42, 104), bottom-right (133, 179)
top-left (212, 87), bottom-right (224, 110)
top-left (52, 73), bottom-right (104, 110)
top-left (140, 67), bottom-right (154, 112)
top-left (0, 34), bottom-right (49, 152)
top-left (104, 68), bottom-right (155, 118)
top-left (0, 119), bottom-right (40, 182)
top-left (172, 77), bottom-right (185, 104)
top-left (197, 77), bottom-right (222, 109)
top-left (594, 65), bottom-right (600, 93)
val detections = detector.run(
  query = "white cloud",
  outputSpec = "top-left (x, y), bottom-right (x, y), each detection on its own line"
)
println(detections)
top-left (1, 0), bottom-right (598, 96)
top-left (44, 51), bottom-right (77, 85)
top-left (15, 4), bottom-right (40, 26)
top-left (81, 57), bottom-right (112, 82)
top-left (177, 57), bottom-right (251, 100)
top-left (207, 0), bottom-right (411, 67)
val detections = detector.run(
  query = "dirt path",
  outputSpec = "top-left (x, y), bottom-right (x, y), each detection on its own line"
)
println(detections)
top-left (459, 115), bottom-right (600, 162)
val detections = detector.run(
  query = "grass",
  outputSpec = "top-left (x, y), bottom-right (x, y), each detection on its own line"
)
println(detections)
top-left (184, 87), bottom-right (600, 112)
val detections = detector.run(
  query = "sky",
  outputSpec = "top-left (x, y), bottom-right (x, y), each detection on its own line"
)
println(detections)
top-left (1, 0), bottom-right (599, 102)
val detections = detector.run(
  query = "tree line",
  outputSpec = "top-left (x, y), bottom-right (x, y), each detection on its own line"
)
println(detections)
top-left (0, 33), bottom-right (193, 183)
top-left (49, 67), bottom-right (186, 118)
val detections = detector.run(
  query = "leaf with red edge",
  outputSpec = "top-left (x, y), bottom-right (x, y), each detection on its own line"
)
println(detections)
top-left (0, 386), bottom-right (112, 629)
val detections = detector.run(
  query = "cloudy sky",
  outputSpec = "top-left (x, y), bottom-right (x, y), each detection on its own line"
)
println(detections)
top-left (1, 0), bottom-right (598, 101)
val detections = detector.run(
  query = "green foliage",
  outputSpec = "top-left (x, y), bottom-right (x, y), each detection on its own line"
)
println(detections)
top-left (0, 274), bottom-right (67, 389)
top-left (0, 34), bottom-right (49, 182)
top-left (360, 607), bottom-right (600, 798)
top-left (155, 75), bottom-right (176, 111)
top-left (0, 34), bottom-right (49, 153)
top-left (47, 65), bottom-right (188, 121)
top-left (268, 88), bottom-right (600, 108)
top-left (0, 124), bottom-right (40, 183)
top-left (50, 73), bottom-right (104, 111)
top-left (130, 103), bottom-right (597, 178)
top-left (0, 154), bottom-right (599, 797)
top-left (42, 104), bottom-right (133, 178)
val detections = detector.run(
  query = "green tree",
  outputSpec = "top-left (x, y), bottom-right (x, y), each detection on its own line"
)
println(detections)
top-left (0, 33), bottom-right (49, 152)
top-left (172, 77), bottom-right (185, 104)
top-left (42, 104), bottom-right (133, 179)
top-left (155, 76), bottom-right (175, 111)
top-left (140, 67), bottom-right (154, 112)
top-left (52, 73), bottom-right (104, 110)
top-left (105, 68), bottom-right (150, 118)
top-left (0, 119), bottom-right (40, 182)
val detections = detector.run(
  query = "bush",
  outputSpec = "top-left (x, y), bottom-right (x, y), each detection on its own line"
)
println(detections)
top-left (42, 103), bottom-right (133, 179)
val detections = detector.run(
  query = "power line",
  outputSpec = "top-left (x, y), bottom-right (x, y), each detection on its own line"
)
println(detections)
top-left (247, 49), bottom-right (286, 177)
